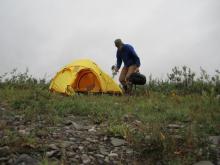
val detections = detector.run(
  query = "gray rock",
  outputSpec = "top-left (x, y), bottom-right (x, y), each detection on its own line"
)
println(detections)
top-left (99, 145), bottom-right (109, 155)
top-left (172, 135), bottom-right (183, 140)
top-left (18, 129), bottom-right (30, 136)
top-left (88, 126), bottom-right (96, 132)
top-left (110, 137), bottom-right (127, 147)
top-left (97, 159), bottom-right (105, 164)
top-left (95, 154), bottom-right (105, 158)
top-left (72, 122), bottom-right (83, 130)
top-left (14, 154), bottom-right (39, 165)
top-left (126, 149), bottom-right (134, 155)
top-left (78, 146), bottom-right (84, 151)
top-left (0, 146), bottom-right (10, 157)
top-left (103, 136), bottom-right (108, 141)
top-left (64, 126), bottom-right (70, 130)
top-left (70, 144), bottom-right (78, 151)
top-left (0, 156), bottom-right (9, 162)
top-left (81, 154), bottom-right (91, 164)
top-left (104, 156), bottom-right (110, 163)
top-left (74, 155), bottom-right (80, 160)
top-left (69, 137), bottom-right (76, 141)
top-left (89, 155), bottom-right (95, 161)
top-left (48, 144), bottom-right (59, 150)
top-left (209, 136), bottom-right (220, 145)
top-left (46, 150), bottom-right (60, 158)
top-left (60, 141), bottom-right (74, 148)
top-left (0, 107), bottom-right (5, 111)
top-left (64, 120), bottom-right (73, 126)
top-left (193, 161), bottom-right (214, 165)
top-left (145, 135), bottom-right (151, 140)
top-left (67, 151), bottom-right (76, 158)
top-left (168, 124), bottom-right (184, 129)
top-left (86, 137), bottom-right (98, 143)
top-left (108, 152), bottom-right (118, 157)
top-left (0, 130), bottom-right (4, 138)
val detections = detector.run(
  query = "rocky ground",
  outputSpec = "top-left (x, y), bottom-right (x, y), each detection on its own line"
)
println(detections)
top-left (0, 104), bottom-right (144, 165)
top-left (0, 103), bottom-right (219, 165)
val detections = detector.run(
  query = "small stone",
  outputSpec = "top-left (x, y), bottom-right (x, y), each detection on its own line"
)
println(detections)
top-left (99, 145), bottom-right (109, 155)
top-left (72, 122), bottom-right (83, 130)
top-left (18, 129), bottom-right (30, 136)
top-left (48, 144), bottom-right (59, 150)
top-left (104, 156), bottom-right (110, 163)
top-left (108, 152), bottom-right (118, 157)
top-left (86, 137), bottom-right (98, 143)
top-left (209, 136), bottom-right (220, 145)
top-left (0, 107), bottom-right (5, 111)
top-left (122, 114), bottom-right (135, 122)
top-left (0, 156), bottom-right (9, 162)
top-left (133, 120), bottom-right (142, 125)
top-left (64, 126), bottom-right (70, 130)
top-left (64, 120), bottom-right (73, 126)
top-left (69, 137), bottom-right (76, 141)
top-left (193, 161), bottom-right (214, 165)
top-left (88, 126), bottom-right (96, 132)
top-left (70, 144), bottom-right (78, 151)
top-left (97, 159), bottom-right (105, 164)
top-left (14, 115), bottom-right (22, 121)
top-left (172, 135), bottom-right (183, 140)
top-left (14, 154), bottom-right (39, 165)
top-left (0, 120), bottom-right (7, 129)
top-left (74, 155), bottom-right (80, 159)
top-left (46, 150), bottom-right (60, 158)
top-left (52, 133), bottom-right (60, 138)
top-left (61, 141), bottom-right (74, 148)
top-left (168, 124), bottom-right (183, 129)
top-left (95, 154), bottom-right (105, 158)
top-left (0, 130), bottom-right (4, 138)
top-left (78, 146), bottom-right (84, 151)
top-left (89, 155), bottom-right (95, 161)
top-left (145, 135), bottom-right (151, 140)
top-left (110, 137), bottom-right (127, 147)
top-left (69, 158), bottom-right (78, 163)
top-left (0, 146), bottom-right (10, 157)
top-left (67, 151), bottom-right (76, 157)
top-left (81, 154), bottom-right (91, 164)
top-left (81, 141), bottom-right (90, 146)
top-left (103, 136), bottom-right (108, 141)
top-left (126, 149), bottom-right (134, 155)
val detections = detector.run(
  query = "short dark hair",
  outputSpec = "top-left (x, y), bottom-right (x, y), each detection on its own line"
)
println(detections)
top-left (114, 39), bottom-right (123, 45)
top-left (114, 39), bottom-right (123, 47)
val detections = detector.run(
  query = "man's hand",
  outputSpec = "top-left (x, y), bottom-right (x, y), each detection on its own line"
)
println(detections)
top-left (135, 67), bottom-right (139, 73)
top-left (112, 65), bottom-right (119, 72)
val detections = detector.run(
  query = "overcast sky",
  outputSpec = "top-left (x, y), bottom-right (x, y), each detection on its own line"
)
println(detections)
top-left (0, 0), bottom-right (219, 80)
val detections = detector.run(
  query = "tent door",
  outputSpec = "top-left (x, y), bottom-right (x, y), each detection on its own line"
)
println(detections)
top-left (72, 69), bottom-right (101, 92)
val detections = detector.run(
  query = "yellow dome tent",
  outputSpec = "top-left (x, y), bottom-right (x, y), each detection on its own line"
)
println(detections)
top-left (49, 59), bottom-right (122, 95)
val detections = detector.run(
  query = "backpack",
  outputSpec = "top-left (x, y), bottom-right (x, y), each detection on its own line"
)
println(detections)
top-left (128, 72), bottom-right (146, 85)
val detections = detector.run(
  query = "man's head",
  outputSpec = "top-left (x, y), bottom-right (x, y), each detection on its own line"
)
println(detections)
top-left (114, 39), bottom-right (124, 50)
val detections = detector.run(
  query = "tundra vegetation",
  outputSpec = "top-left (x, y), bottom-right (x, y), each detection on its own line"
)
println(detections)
top-left (0, 66), bottom-right (219, 164)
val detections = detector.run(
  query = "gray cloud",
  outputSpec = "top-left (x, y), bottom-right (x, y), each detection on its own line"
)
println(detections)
top-left (0, 0), bottom-right (219, 80)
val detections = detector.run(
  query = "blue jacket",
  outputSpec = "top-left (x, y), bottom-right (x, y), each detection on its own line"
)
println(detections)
top-left (116, 44), bottom-right (140, 69)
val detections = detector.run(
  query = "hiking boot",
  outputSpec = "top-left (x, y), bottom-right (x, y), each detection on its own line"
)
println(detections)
top-left (122, 85), bottom-right (128, 93)
top-left (126, 83), bottom-right (133, 95)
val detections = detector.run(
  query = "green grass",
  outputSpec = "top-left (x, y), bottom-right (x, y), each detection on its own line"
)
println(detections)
top-left (0, 68), bottom-right (220, 164)
top-left (0, 86), bottom-right (219, 164)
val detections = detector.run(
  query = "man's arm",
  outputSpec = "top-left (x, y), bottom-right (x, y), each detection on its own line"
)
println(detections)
top-left (116, 53), bottom-right (122, 71)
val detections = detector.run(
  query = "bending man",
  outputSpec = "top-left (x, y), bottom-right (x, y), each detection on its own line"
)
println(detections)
top-left (114, 39), bottom-right (141, 94)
